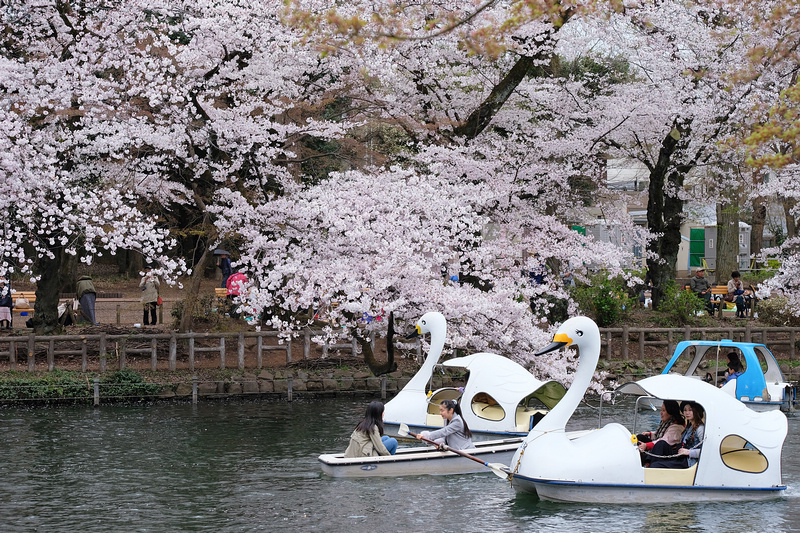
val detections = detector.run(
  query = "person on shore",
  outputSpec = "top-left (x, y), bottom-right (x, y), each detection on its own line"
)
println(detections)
top-left (139, 266), bottom-right (160, 326)
top-left (417, 399), bottom-right (474, 451)
top-left (343, 401), bottom-right (398, 457)
top-left (0, 278), bottom-right (12, 329)
top-left (678, 401), bottom-right (705, 467)
top-left (726, 271), bottom-right (747, 318)
top-left (637, 400), bottom-right (685, 467)
top-left (76, 275), bottom-right (99, 326)
top-left (689, 268), bottom-right (713, 314)
top-left (219, 253), bottom-right (233, 289)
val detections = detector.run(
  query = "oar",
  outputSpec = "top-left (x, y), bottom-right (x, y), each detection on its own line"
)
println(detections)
top-left (398, 423), bottom-right (511, 479)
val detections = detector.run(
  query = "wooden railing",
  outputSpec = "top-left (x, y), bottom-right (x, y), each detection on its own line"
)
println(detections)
top-left (1, 325), bottom-right (798, 373)
top-left (0, 330), bottom-right (360, 372)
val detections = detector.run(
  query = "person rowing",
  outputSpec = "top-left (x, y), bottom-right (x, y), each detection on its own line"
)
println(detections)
top-left (417, 399), bottom-right (473, 450)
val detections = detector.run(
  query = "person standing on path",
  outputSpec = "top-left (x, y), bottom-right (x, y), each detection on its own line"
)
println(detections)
top-left (219, 253), bottom-right (232, 289)
top-left (76, 275), bottom-right (99, 326)
top-left (139, 266), bottom-right (160, 326)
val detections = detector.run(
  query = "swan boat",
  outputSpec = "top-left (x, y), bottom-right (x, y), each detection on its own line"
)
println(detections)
top-left (661, 339), bottom-right (797, 412)
top-left (504, 316), bottom-right (787, 503)
top-left (383, 312), bottom-right (566, 441)
top-left (318, 437), bottom-right (523, 478)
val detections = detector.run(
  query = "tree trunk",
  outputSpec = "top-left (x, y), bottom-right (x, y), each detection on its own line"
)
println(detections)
top-left (646, 125), bottom-right (690, 309)
top-left (32, 248), bottom-right (68, 334)
top-left (178, 244), bottom-right (214, 332)
top-left (716, 200), bottom-right (739, 285)
top-left (750, 199), bottom-right (766, 270)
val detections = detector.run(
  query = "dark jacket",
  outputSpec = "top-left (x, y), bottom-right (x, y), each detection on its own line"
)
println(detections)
top-left (76, 276), bottom-right (97, 300)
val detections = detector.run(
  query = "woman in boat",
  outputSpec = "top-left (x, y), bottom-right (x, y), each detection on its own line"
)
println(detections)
top-left (637, 399), bottom-right (685, 467)
top-left (418, 399), bottom-right (474, 450)
top-left (677, 401), bottom-right (705, 467)
top-left (343, 401), bottom-right (398, 458)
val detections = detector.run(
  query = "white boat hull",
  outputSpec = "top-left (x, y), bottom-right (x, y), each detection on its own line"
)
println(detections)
top-left (319, 438), bottom-right (521, 478)
top-left (511, 476), bottom-right (786, 503)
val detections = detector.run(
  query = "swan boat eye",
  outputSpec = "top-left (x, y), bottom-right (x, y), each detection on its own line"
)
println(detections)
top-left (575, 330), bottom-right (583, 337)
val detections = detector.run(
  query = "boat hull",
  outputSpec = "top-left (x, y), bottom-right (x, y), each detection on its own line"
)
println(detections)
top-left (319, 438), bottom-right (520, 478)
top-left (510, 476), bottom-right (787, 503)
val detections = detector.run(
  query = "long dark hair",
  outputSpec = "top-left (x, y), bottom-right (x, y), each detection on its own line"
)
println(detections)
top-left (663, 399), bottom-right (684, 425)
top-left (441, 399), bottom-right (472, 438)
top-left (355, 401), bottom-right (385, 436)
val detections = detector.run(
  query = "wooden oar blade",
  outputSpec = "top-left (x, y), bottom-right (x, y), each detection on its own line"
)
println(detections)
top-left (398, 423), bottom-right (410, 437)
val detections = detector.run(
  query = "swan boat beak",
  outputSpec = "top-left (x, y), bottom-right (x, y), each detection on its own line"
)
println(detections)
top-left (405, 325), bottom-right (422, 340)
top-left (534, 332), bottom-right (571, 356)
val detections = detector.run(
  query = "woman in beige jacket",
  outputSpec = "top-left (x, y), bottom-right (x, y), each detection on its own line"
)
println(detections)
top-left (344, 401), bottom-right (398, 457)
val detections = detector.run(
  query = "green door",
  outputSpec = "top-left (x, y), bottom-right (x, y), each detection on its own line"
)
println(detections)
top-left (689, 228), bottom-right (705, 268)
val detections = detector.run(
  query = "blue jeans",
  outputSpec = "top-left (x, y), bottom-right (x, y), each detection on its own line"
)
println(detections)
top-left (382, 435), bottom-right (398, 455)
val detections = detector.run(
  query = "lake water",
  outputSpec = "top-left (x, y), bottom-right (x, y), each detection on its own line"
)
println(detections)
top-left (1, 398), bottom-right (798, 532)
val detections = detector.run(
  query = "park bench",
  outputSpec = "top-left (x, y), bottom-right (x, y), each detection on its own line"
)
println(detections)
top-left (709, 286), bottom-right (728, 317)
top-left (11, 291), bottom-right (36, 320)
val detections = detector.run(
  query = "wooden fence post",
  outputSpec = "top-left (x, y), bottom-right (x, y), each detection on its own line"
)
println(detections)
top-left (169, 333), bottom-right (177, 371)
top-left (81, 339), bottom-right (88, 372)
top-left (27, 333), bottom-right (35, 371)
top-left (238, 332), bottom-right (245, 370)
top-left (99, 333), bottom-right (107, 373)
top-left (188, 335), bottom-right (195, 372)
top-left (621, 326), bottom-right (629, 361)
top-left (151, 338), bottom-right (158, 371)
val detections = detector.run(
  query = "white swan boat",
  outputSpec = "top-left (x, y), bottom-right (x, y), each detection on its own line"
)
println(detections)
top-left (318, 436), bottom-right (522, 478)
top-left (504, 316), bottom-right (788, 503)
top-left (383, 312), bottom-right (566, 441)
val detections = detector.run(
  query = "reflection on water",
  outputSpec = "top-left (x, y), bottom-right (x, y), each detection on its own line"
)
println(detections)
top-left (0, 399), bottom-right (797, 532)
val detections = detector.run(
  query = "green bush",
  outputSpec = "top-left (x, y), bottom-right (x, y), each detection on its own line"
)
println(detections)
top-left (572, 273), bottom-right (632, 327)
top-left (652, 281), bottom-right (706, 328)
top-left (0, 370), bottom-right (91, 402)
top-left (0, 369), bottom-right (162, 403)
top-left (530, 294), bottom-right (570, 324)
top-left (102, 369), bottom-right (163, 399)
top-left (756, 297), bottom-right (800, 327)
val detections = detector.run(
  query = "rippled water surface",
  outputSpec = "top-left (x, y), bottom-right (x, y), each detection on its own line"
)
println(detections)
top-left (0, 399), bottom-right (798, 532)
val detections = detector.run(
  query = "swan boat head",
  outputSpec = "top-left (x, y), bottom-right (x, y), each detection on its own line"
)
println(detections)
top-left (383, 312), bottom-right (447, 426)
top-left (529, 316), bottom-right (601, 433)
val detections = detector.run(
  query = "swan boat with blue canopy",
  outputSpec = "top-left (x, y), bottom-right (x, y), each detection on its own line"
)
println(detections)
top-left (382, 312), bottom-right (566, 441)
top-left (660, 339), bottom-right (797, 412)
top-left (501, 316), bottom-right (787, 504)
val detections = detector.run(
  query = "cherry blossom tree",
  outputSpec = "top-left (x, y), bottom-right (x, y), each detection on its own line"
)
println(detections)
top-left (1, 1), bottom-right (186, 333)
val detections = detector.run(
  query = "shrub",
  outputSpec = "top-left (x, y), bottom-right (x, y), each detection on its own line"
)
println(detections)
top-left (530, 294), bottom-right (570, 324)
top-left (101, 369), bottom-right (163, 399)
top-left (756, 297), bottom-right (800, 327)
top-left (572, 273), bottom-right (632, 327)
top-left (652, 281), bottom-right (706, 327)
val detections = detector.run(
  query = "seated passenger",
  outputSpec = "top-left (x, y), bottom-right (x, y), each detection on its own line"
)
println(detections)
top-left (343, 401), bottom-right (398, 457)
top-left (722, 357), bottom-right (744, 386)
top-left (418, 399), bottom-right (474, 450)
top-left (637, 400), bottom-right (685, 467)
top-left (678, 401), bottom-right (705, 467)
